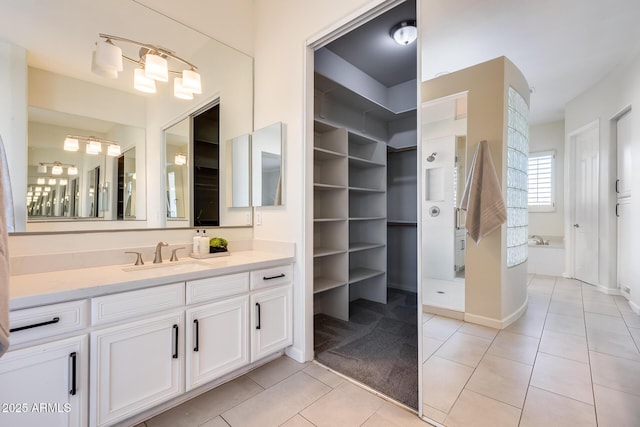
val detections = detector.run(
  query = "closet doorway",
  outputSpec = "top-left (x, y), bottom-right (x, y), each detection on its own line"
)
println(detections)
top-left (310, 0), bottom-right (419, 409)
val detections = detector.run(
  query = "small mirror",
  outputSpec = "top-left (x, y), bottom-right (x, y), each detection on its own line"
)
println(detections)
top-left (227, 134), bottom-right (251, 208)
top-left (117, 148), bottom-right (136, 219)
top-left (165, 117), bottom-right (190, 222)
top-left (251, 122), bottom-right (284, 206)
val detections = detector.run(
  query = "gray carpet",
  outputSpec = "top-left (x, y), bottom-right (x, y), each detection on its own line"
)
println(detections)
top-left (314, 289), bottom-right (418, 409)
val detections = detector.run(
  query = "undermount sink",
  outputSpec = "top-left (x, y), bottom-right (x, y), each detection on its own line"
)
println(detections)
top-left (122, 259), bottom-right (211, 273)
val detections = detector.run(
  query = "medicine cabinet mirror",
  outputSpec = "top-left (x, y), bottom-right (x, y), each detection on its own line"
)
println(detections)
top-left (251, 122), bottom-right (284, 207)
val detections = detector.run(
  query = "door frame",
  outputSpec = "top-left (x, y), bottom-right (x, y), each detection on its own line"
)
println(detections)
top-left (566, 119), bottom-right (600, 283)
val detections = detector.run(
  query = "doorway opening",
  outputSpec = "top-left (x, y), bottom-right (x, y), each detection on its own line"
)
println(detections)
top-left (310, 0), bottom-right (419, 409)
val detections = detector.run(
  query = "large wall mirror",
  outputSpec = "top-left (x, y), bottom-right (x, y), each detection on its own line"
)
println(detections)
top-left (251, 122), bottom-right (284, 207)
top-left (0, 0), bottom-right (253, 232)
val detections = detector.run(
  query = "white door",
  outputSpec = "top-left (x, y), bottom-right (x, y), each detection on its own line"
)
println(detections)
top-left (571, 123), bottom-right (599, 285)
top-left (422, 135), bottom-right (456, 280)
top-left (185, 295), bottom-right (249, 391)
top-left (250, 285), bottom-right (292, 361)
top-left (90, 311), bottom-right (184, 427)
top-left (0, 335), bottom-right (88, 427)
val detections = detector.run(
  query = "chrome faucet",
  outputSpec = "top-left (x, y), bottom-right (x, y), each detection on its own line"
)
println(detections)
top-left (530, 235), bottom-right (544, 245)
top-left (153, 241), bottom-right (169, 264)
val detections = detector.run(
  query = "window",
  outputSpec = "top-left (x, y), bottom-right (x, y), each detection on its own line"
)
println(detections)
top-left (528, 151), bottom-right (555, 212)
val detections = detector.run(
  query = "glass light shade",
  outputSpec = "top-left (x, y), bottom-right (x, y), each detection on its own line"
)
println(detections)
top-left (91, 51), bottom-right (118, 79)
top-left (95, 41), bottom-right (123, 72)
top-left (173, 78), bottom-right (194, 100)
top-left (37, 164), bottom-right (47, 173)
top-left (48, 178), bottom-right (57, 185)
top-left (86, 140), bottom-right (102, 155)
top-left (107, 144), bottom-right (121, 157)
top-left (34, 192), bottom-right (41, 197)
top-left (174, 153), bottom-right (187, 165)
top-left (44, 186), bottom-right (51, 192)
top-left (134, 68), bottom-right (156, 93)
top-left (67, 166), bottom-right (78, 176)
top-left (27, 192), bottom-right (33, 197)
top-left (36, 177), bottom-right (45, 185)
top-left (182, 69), bottom-right (202, 94)
top-left (391, 21), bottom-right (417, 45)
top-left (64, 137), bottom-right (79, 151)
top-left (59, 179), bottom-right (68, 186)
top-left (144, 53), bottom-right (168, 82)
top-left (51, 165), bottom-right (63, 175)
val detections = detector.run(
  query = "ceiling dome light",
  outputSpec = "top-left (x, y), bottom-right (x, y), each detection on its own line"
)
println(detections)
top-left (390, 20), bottom-right (417, 45)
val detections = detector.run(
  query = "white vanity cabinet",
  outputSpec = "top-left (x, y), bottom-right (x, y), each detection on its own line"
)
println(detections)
top-left (185, 272), bottom-right (250, 391)
top-left (0, 300), bottom-right (89, 427)
top-left (250, 265), bottom-right (293, 361)
top-left (89, 284), bottom-right (185, 427)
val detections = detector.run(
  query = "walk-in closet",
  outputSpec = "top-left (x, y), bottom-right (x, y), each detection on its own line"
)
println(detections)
top-left (311, 0), bottom-right (418, 409)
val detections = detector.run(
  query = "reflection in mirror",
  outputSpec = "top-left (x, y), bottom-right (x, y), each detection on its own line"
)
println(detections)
top-left (227, 134), bottom-right (251, 208)
top-left (165, 117), bottom-right (190, 221)
top-left (251, 122), bottom-right (284, 206)
top-left (27, 108), bottom-right (145, 223)
top-left (193, 103), bottom-right (220, 226)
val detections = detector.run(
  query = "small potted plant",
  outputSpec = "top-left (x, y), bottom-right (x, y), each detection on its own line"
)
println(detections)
top-left (209, 237), bottom-right (228, 253)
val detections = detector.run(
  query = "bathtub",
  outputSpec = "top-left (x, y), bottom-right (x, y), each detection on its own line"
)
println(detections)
top-left (527, 237), bottom-right (565, 276)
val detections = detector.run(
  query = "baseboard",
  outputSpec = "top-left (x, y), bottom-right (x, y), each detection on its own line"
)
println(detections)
top-left (285, 345), bottom-right (305, 363)
top-left (593, 284), bottom-right (620, 295)
top-left (463, 296), bottom-right (528, 330)
top-left (422, 304), bottom-right (464, 320)
top-left (630, 300), bottom-right (640, 315)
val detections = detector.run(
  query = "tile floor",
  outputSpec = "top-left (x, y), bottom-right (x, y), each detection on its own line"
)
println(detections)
top-left (422, 275), bottom-right (640, 426)
top-left (138, 275), bottom-right (640, 427)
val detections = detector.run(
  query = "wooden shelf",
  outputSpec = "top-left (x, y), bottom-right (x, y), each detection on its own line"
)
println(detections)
top-left (349, 268), bottom-right (384, 284)
top-left (313, 278), bottom-right (347, 294)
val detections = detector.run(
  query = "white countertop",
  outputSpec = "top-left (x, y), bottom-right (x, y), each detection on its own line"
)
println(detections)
top-left (9, 250), bottom-right (294, 311)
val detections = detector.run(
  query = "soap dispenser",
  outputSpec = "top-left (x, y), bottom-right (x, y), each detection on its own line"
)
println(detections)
top-left (193, 229), bottom-right (201, 254)
top-left (199, 229), bottom-right (209, 254)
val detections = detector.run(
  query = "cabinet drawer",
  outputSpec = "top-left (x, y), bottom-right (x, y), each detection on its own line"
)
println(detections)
top-left (92, 283), bottom-right (184, 326)
top-left (9, 299), bottom-right (89, 347)
top-left (186, 272), bottom-right (249, 305)
top-left (250, 264), bottom-right (293, 290)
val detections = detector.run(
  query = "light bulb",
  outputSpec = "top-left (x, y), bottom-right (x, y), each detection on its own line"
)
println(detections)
top-left (134, 68), bottom-right (156, 93)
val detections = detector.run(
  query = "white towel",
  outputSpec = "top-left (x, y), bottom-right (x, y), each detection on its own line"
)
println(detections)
top-left (459, 140), bottom-right (506, 244)
top-left (0, 134), bottom-right (12, 357)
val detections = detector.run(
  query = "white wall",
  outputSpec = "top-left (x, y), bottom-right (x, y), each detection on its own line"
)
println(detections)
top-left (565, 49), bottom-right (640, 309)
top-left (528, 120), bottom-right (565, 238)
top-left (252, 0), bottom-right (389, 362)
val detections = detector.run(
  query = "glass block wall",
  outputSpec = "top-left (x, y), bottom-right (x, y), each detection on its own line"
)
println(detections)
top-left (506, 87), bottom-right (529, 267)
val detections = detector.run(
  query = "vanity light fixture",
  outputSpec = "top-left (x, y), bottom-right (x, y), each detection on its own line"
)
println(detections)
top-left (59, 179), bottom-right (68, 186)
top-left (92, 34), bottom-right (202, 99)
top-left (36, 177), bottom-right (45, 185)
top-left (174, 153), bottom-right (187, 165)
top-left (37, 162), bottom-right (79, 176)
top-left (65, 135), bottom-right (121, 157)
top-left (390, 20), bottom-right (417, 45)
top-left (86, 140), bottom-right (102, 155)
top-left (37, 164), bottom-right (47, 174)
top-left (68, 166), bottom-right (78, 176)
top-left (63, 137), bottom-right (79, 152)
top-left (48, 178), bottom-right (57, 186)
top-left (51, 164), bottom-right (64, 175)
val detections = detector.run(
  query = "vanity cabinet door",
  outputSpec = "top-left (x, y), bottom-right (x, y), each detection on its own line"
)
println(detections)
top-left (0, 335), bottom-right (88, 427)
top-left (90, 311), bottom-right (184, 427)
top-left (250, 285), bottom-right (292, 362)
top-left (185, 295), bottom-right (249, 391)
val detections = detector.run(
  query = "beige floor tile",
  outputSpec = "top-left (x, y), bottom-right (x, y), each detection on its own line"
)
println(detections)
top-left (543, 312), bottom-right (586, 337)
top-left (622, 310), bottom-right (640, 329)
top-left (590, 351), bottom-right (640, 396)
top-left (630, 327), bottom-right (640, 347)
top-left (422, 356), bottom-right (474, 413)
top-left (593, 384), bottom-right (640, 427)
top-left (422, 313), bottom-right (434, 323)
top-left (146, 376), bottom-right (263, 427)
top-left (422, 316), bottom-right (464, 341)
top-left (505, 309), bottom-right (546, 338)
top-left (548, 300), bottom-right (584, 318)
top-left (539, 329), bottom-right (589, 363)
top-left (530, 352), bottom-right (593, 404)
top-left (221, 372), bottom-right (330, 427)
top-left (527, 277), bottom-right (555, 295)
top-left (486, 330), bottom-right (539, 365)
top-left (423, 335), bottom-right (445, 362)
top-left (303, 363), bottom-right (344, 388)
top-left (457, 322), bottom-right (499, 340)
top-left (444, 389), bottom-right (521, 427)
top-left (199, 417), bottom-right (230, 427)
top-left (422, 404), bottom-right (447, 424)
top-left (519, 386), bottom-right (596, 427)
top-left (300, 381), bottom-right (384, 427)
top-left (434, 331), bottom-right (492, 368)
top-left (362, 402), bottom-right (424, 427)
top-left (613, 295), bottom-right (634, 311)
top-left (586, 328), bottom-right (640, 361)
top-left (526, 293), bottom-right (551, 312)
top-left (280, 414), bottom-right (315, 427)
top-left (584, 300), bottom-right (622, 317)
top-left (466, 354), bottom-right (532, 408)
top-left (585, 312), bottom-right (630, 335)
top-left (246, 356), bottom-right (307, 389)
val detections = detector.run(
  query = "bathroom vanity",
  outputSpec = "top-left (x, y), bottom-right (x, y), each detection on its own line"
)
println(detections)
top-left (1, 248), bottom-right (294, 427)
